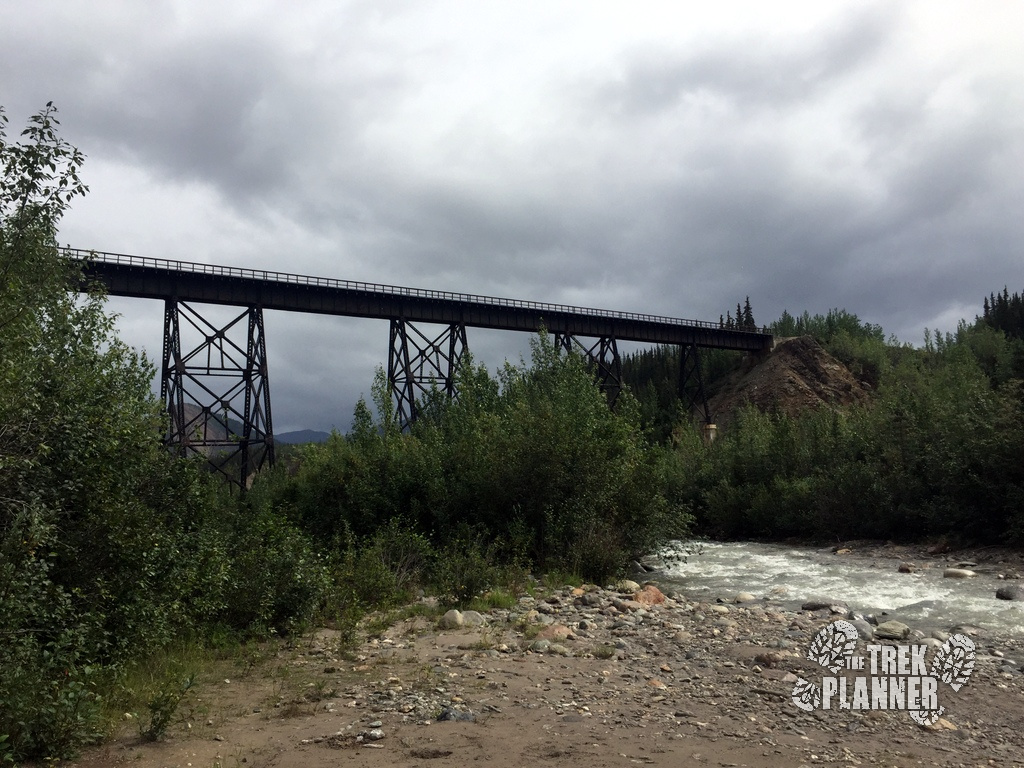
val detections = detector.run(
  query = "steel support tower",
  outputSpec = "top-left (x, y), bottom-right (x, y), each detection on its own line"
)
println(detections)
top-left (388, 319), bottom-right (468, 431)
top-left (161, 299), bottom-right (274, 489)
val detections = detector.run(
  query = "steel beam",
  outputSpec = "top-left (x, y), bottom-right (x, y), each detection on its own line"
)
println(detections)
top-left (388, 319), bottom-right (467, 431)
top-left (161, 299), bottom-right (274, 488)
top-left (77, 250), bottom-right (773, 354)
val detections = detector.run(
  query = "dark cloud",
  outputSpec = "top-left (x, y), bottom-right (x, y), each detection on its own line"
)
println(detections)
top-left (3, 1), bottom-right (1023, 430)
top-left (594, 5), bottom-right (896, 117)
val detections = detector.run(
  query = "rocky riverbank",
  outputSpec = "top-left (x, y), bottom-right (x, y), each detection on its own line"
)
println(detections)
top-left (68, 571), bottom-right (1024, 768)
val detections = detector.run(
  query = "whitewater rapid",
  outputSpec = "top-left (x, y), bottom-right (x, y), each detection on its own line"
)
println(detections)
top-left (658, 541), bottom-right (1024, 636)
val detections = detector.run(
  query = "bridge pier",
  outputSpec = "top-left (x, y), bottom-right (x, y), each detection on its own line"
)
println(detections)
top-left (678, 343), bottom-right (713, 434)
top-left (553, 333), bottom-right (623, 408)
top-left (161, 299), bottom-right (274, 489)
top-left (388, 319), bottom-right (467, 431)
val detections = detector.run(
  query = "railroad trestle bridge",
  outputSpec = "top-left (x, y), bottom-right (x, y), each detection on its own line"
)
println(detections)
top-left (72, 248), bottom-right (773, 488)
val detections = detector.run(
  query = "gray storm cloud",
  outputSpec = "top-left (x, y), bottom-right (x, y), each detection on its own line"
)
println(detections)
top-left (2, 1), bottom-right (1022, 431)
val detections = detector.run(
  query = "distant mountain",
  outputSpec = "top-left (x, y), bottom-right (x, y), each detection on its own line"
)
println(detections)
top-left (274, 429), bottom-right (331, 445)
top-left (175, 404), bottom-right (330, 445)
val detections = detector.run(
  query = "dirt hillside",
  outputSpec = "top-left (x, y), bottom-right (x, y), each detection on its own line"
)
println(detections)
top-left (707, 336), bottom-right (869, 427)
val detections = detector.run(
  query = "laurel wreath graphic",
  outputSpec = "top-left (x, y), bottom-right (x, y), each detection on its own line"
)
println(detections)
top-left (930, 634), bottom-right (976, 692)
top-left (790, 621), bottom-right (976, 725)
top-left (791, 620), bottom-right (857, 711)
top-left (806, 620), bottom-right (859, 673)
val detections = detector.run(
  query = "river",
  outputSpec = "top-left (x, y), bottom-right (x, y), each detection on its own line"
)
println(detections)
top-left (658, 540), bottom-right (1024, 637)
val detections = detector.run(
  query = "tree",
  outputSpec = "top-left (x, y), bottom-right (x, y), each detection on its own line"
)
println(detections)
top-left (0, 104), bottom-right (209, 760)
top-left (1, 105), bottom-right (334, 762)
top-left (742, 296), bottom-right (755, 329)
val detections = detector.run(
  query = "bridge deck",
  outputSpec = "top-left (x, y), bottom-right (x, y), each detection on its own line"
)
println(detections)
top-left (73, 249), bottom-right (772, 352)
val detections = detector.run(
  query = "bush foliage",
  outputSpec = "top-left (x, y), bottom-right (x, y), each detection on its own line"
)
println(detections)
top-left (260, 334), bottom-right (692, 586)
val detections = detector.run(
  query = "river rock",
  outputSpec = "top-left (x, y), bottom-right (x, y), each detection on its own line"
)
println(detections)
top-left (613, 598), bottom-right (644, 612)
top-left (996, 585), bottom-right (1024, 601)
top-left (851, 619), bottom-right (874, 640)
top-left (735, 592), bottom-right (757, 603)
top-left (801, 599), bottom-right (849, 614)
top-left (897, 562), bottom-right (917, 573)
top-left (615, 579), bottom-right (641, 593)
top-left (437, 707), bottom-right (475, 722)
top-left (536, 624), bottom-right (573, 641)
top-left (633, 585), bottom-right (666, 606)
top-left (439, 609), bottom-right (464, 629)
top-left (874, 620), bottom-right (911, 640)
top-left (943, 568), bottom-right (977, 579)
top-left (461, 610), bottom-right (486, 627)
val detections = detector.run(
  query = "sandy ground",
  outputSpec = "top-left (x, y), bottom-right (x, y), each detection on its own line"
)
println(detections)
top-left (59, 544), bottom-right (1024, 768)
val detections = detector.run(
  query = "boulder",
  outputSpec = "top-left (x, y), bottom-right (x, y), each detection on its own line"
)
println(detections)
top-left (536, 624), bottom-right (573, 642)
top-left (851, 619), bottom-right (874, 641)
top-left (734, 592), bottom-right (758, 603)
top-left (615, 579), bottom-right (642, 593)
top-left (438, 609), bottom-right (464, 629)
top-left (996, 585), bottom-right (1024, 601)
top-left (874, 620), bottom-right (911, 640)
top-left (612, 598), bottom-right (643, 612)
top-left (633, 585), bottom-right (666, 606)
top-left (460, 610), bottom-right (486, 627)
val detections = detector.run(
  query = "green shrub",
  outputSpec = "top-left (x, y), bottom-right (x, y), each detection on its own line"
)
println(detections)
top-left (431, 534), bottom-right (499, 609)
top-left (216, 505), bottom-right (330, 635)
top-left (0, 509), bottom-right (103, 761)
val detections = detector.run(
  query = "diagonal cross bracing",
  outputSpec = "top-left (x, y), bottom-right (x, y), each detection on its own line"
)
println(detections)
top-left (76, 249), bottom-right (773, 482)
top-left (678, 343), bottom-right (711, 423)
top-left (161, 300), bottom-right (274, 489)
top-left (388, 319), bottom-right (467, 431)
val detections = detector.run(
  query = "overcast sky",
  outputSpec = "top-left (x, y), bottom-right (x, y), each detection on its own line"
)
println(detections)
top-left (3, 1), bottom-right (1023, 432)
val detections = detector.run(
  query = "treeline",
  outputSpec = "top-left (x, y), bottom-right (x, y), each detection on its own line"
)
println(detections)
top-left (982, 287), bottom-right (1024, 341)
top-left (658, 306), bottom-right (1024, 543)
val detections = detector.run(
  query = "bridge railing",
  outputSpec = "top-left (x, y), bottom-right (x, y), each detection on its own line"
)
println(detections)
top-left (67, 247), bottom-right (771, 336)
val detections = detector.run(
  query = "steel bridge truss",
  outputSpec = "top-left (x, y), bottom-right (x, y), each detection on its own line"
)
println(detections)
top-left (388, 319), bottom-right (468, 432)
top-left (161, 300), bottom-right (274, 489)
top-left (678, 343), bottom-right (711, 424)
top-left (553, 333), bottom-right (624, 408)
